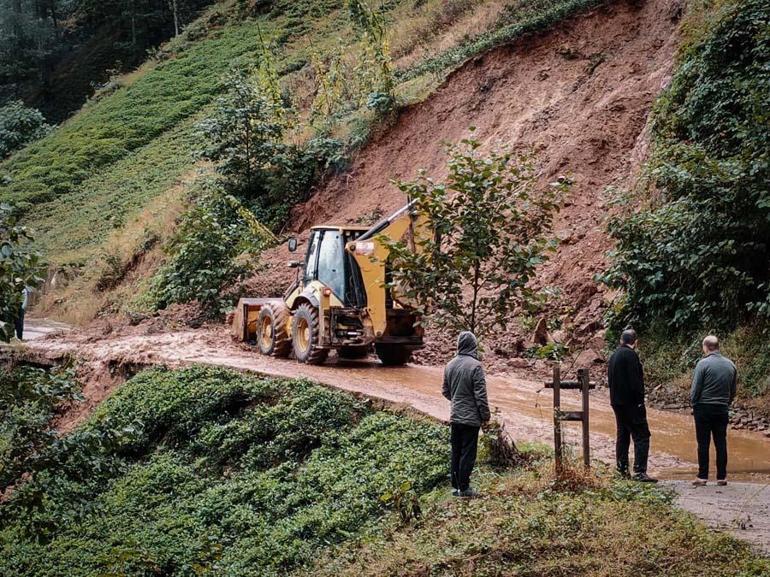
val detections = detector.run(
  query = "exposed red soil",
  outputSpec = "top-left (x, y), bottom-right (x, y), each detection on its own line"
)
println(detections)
top-left (244, 0), bottom-right (681, 371)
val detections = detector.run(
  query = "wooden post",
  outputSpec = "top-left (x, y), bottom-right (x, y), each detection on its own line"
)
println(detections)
top-left (545, 367), bottom-right (596, 473)
top-left (579, 368), bottom-right (590, 468)
top-left (553, 363), bottom-right (562, 473)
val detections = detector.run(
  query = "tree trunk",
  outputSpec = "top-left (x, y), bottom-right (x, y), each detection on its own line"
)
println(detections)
top-left (169, 0), bottom-right (179, 37)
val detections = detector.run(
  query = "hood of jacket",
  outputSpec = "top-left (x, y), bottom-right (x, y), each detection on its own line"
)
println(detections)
top-left (457, 331), bottom-right (478, 359)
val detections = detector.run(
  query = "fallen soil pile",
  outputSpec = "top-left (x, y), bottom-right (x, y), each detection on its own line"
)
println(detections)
top-left (243, 0), bottom-right (681, 370)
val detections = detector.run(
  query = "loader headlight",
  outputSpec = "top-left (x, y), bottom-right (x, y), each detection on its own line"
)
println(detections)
top-left (350, 241), bottom-right (375, 256)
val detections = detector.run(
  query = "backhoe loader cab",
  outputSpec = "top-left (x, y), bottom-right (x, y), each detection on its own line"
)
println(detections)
top-left (231, 202), bottom-right (426, 366)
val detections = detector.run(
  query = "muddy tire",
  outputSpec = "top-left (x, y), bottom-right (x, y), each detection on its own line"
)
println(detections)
top-left (291, 303), bottom-right (329, 365)
top-left (338, 346), bottom-right (370, 360)
top-left (375, 344), bottom-right (412, 366)
top-left (256, 303), bottom-right (291, 358)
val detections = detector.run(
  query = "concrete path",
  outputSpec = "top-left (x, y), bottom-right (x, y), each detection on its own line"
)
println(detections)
top-left (664, 481), bottom-right (770, 553)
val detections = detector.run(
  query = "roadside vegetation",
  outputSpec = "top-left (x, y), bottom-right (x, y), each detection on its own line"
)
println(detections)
top-left (384, 136), bottom-right (564, 340)
top-left (603, 0), bottom-right (770, 411)
top-left (0, 365), bottom-right (447, 576)
top-left (1, 363), bottom-right (767, 577)
top-left (308, 465), bottom-right (770, 577)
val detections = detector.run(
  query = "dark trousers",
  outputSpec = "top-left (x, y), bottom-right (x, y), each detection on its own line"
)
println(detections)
top-left (693, 404), bottom-right (729, 480)
top-left (14, 306), bottom-right (24, 340)
top-left (612, 404), bottom-right (651, 474)
top-left (450, 422), bottom-right (479, 491)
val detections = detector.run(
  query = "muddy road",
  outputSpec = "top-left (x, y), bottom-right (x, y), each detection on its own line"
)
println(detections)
top-left (25, 324), bottom-right (770, 480)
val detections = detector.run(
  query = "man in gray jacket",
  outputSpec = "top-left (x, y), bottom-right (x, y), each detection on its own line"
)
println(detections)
top-left (442, 331), bottom-right (491, 497)
top-left (691, 335), bottom-right (737, 486)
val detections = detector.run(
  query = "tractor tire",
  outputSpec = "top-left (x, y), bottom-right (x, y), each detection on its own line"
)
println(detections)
top-left (291, 303), bottom-right (329, 365)
top-left (375, 344), bottom-right (412, 366)
top-left (338, 346), bottom-right (370, 360)
top-left (256, 303), bottom-right (291, 358)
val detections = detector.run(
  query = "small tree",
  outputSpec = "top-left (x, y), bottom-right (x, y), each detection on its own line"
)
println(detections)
top-left (383, 137), bottom-right (563, 340)
top-left (348, 0), bottom-right (395, 112)
top-left (0, 204), bottom-right (44, 341)
top-left (197, 67), bottom-right (288, 199)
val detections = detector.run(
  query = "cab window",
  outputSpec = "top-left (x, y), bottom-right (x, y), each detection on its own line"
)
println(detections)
top-left (317, 230), bottom-right (345, 300)
top-left (304, 231), bottom-right (320, 283)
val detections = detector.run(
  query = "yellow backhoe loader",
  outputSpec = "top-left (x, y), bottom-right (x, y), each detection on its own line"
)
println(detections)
top-left (231, 201), bottom-right (427, 365)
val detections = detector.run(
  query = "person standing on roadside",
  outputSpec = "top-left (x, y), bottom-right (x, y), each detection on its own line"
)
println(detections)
top-left (607, 329), bottom-right (657, 482)
top-left (691, 335), bottom-right (737, 486)
top-left (442, 331), bottom-right (490, 498)
top-left (14, 287), bottom-right (28, 341)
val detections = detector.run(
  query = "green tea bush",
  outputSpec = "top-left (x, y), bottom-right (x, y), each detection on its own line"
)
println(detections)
top-left (0, 366), bottom-right (448, 576)
top-left (0, 365), bottom-right (79, 491)
top-left (604, 0), bottom-right (770, 331)
top-left (0, 101), bottom-right (51, 159)
top-left (0, 204), bottom-right (44, 340)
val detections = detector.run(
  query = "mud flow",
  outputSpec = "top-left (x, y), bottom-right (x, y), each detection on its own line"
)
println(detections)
top-left (25, 325), bottom-right (770, 480)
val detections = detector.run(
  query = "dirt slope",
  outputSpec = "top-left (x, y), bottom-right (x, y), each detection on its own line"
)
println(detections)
top-left (248, 0), bottom-right (681, 367)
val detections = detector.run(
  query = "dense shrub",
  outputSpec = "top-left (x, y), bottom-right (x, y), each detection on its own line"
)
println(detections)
top-left (150, 184), bottom-right (275, 313)
top-left (0, 101), bottom-right (51, 159)
top-left (0, 365), bottom-right (79, 491)
top-left (0, 366), bottom-right (448, 576)
top-left (0, 204), bottom-right (44, 341)
top-left (604, 0), bottom-right (770, 331)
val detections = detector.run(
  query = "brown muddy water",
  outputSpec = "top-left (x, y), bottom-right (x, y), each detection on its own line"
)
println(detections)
top-left (26, 327), bottom-right (770, 481)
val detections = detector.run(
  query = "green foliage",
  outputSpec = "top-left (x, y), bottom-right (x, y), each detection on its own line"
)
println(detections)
top-left (150, 184), bottom-right (275, 312)
top-left (309, 464), bottom-right (770, 577)
top-left (0, 365), bottom-right (448, 576)
top-left (348, 0), bottom-right (396, 111)
top-left (0, 204), bottom-right (43, 341)
top-left (0, 365), bottom-right (79, 491)
top-left (384, 136), bottom-right (563, 339)
top-left (603, 0), bottom-right (770, 331)
top-left (0, 20), bottom-right (269, 212)
top-left (0, 101), bottom-right (51, 159)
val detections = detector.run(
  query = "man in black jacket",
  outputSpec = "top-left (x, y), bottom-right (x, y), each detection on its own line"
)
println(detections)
top-left (607, 329), bottom-right (657, 482)
top-left (442, 331), bottom-right (491, 497)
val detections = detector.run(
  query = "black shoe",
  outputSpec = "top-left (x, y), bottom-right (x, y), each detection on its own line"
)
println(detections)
top-left (452, 488), bottom-right (461, 497)
top-left (460, 487), bottom-right (480, 498)
top-left (616, 469), bottom-right (631, 480)
top-left (632, 472), bottom-right (658, 483)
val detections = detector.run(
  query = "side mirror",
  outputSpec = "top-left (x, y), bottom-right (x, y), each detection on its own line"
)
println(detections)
top-left (287, 237), bottom-right (298, 253)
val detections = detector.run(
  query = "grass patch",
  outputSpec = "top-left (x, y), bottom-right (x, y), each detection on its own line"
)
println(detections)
top-left (307, 461), bottom-right (770, 577)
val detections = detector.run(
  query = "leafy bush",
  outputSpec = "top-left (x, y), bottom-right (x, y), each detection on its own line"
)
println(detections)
top-left (0, 101), bottom-right (51, 159)
top-left (604, 0), bottom-right (770, 331)
top-left (0, 365), bottom-right (79, 491)
top-left (0, 365), bottom-right (448, 576)
top-left (0, 204), bottom-right (44, 340)
top-left (150, 184), bottom-right (275, 312)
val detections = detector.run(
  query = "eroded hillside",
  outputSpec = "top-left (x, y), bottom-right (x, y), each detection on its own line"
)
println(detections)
top-left (248, 0), bottom-right (681, 366)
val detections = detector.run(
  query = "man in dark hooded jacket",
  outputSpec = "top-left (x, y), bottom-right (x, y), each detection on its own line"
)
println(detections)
top-left (442, 331), bottom-right (491, 497)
